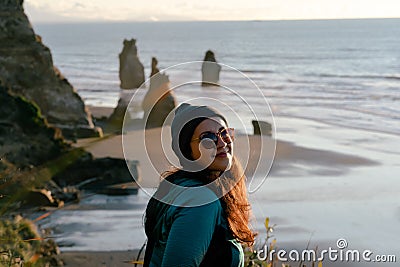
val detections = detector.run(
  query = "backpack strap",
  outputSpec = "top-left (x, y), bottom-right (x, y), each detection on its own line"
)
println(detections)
top-left (143, 199), bottom-right (170, 266)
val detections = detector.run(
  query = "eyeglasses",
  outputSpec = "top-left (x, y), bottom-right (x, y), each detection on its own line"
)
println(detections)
top-left (191, 128), bottom-right (234, 148)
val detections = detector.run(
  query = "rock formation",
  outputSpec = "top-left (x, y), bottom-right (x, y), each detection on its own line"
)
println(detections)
top-left (0, 86), bottom-right (67, 168)
top-left (0, 84), bottom-right (71, 208)
top-left (252, 120), bottom-right (272, 136)
top-left (142, 57), bottom-right (176, 128)
top-left (119, 38), bottom-right (145, 89)
top-left (201, 50), bottom-right (221, 86)
top-left (106, 38), bottom-right (146, 131)
top-left (0, 84), bottom-right (139, 211)
top-left (0, 1), bottom-right (140, 211)
top-left (0, 0), bottom-right (101, 139)
top-left (53, 155), bottom-right (140, 195)
top-left (150, 57), bottom-right (160, 77)
top-left (105, 99), bottom-right (127, 133)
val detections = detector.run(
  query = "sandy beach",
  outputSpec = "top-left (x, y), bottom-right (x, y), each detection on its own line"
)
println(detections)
top-left (80, 106), bottom-right (376, 188)
top-left (44, 105), bottom-right (398, 267)
top-left (59, 250), bottom-right (141, 267)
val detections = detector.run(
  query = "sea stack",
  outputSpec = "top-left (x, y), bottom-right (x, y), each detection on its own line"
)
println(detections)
top-left (142, 57), bottom-right (176, 128)
top-left (0, 0), bottom-right (101, 139)
top-left (107, 38), bottom-right (146, 132)
top-left (119, 38), bottom-right (145, 89)
top-left (201, 50), bottom-right (221, 86)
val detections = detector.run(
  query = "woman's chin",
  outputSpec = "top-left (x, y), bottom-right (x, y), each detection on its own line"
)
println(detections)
top-left (209, 157), bottom-right (232, 172)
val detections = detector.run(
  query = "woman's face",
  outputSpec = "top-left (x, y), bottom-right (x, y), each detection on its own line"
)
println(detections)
top-left (190, 117), bottom-right (233, 172)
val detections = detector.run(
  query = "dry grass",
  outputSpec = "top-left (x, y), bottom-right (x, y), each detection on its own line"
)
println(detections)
top-left (243, 217), bottom-right (323, 267)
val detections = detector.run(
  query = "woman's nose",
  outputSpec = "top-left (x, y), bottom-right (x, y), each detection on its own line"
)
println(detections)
top-left (216, 134), bottom-right (227, 147)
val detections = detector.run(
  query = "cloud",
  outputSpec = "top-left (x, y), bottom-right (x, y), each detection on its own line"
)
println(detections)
top-left (149, 16), bottom-right (159, 22)
top-left (73, 2), bottom-right (86, 9)
top-left (23, 0), bottom-right (400, 24)
top-left (23, 1), bottom-right (74, 23)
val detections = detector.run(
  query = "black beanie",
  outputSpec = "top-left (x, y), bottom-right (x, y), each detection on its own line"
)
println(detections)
top-left (171, 103), bottom-right (227, 168)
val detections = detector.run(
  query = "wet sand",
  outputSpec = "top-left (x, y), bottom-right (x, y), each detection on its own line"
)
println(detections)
top-left (52, 105), bottom-right (394, 267)
top-left (59, 250), bottom-right (141, 267)
top-left (75, 122), bottom-right (376, 188)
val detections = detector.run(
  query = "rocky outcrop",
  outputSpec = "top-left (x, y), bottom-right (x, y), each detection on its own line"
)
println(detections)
top-left (150, 57), bottom-right (160, 77)
top-left (105, 90), bottom-right (135, 133)
top-left (0, 0), bottom-right (101, 139)
top-left (252, 120), bottom-right (272, 136)
top-left (0, 84), bottom-right (138, 211)
top-left (105, 38), bottom-right (146, 131)
top-left (52, 154), bottom-right (140, 195)
top-left (142, 57), bottom-right (176, 128)
top-left (119, 38), bottom-right (145, 89)
top-left (201, 50), bottom-right (221, 86)
top-left (0, 84), bottom-right (72, 210)
top-left (0, 86), bottom-right (67, 168)
top-left (23, 189), bottom-right (61, 208)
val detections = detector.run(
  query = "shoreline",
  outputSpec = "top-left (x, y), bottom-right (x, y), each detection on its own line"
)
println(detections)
top-left (59, 250), bottom-right (141, 267)
top-left (49, 105), bottom-right (397, 266)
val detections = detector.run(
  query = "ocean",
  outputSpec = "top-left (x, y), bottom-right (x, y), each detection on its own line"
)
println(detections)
top-left (33, 19), bottom-right (400, 135)
top-left (33, 19), bottom-right (400, 265)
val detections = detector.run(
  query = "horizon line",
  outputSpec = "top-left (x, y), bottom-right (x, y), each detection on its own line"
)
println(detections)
top-left (30, 16), bottom-right (400, 25)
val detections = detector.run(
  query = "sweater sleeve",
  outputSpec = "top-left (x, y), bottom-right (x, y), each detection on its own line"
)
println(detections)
top-left (161, 200), bottom-right (221, 267)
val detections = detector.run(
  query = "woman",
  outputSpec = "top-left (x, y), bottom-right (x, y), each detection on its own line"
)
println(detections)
top-left (144, 103), bottom-right (256, 266)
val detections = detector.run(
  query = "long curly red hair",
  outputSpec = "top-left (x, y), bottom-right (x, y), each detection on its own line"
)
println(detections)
top-left (218, 156), bottom-right (256, 246)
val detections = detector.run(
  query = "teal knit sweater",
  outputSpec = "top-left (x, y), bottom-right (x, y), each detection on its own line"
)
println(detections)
top-left (146, 177), bottom-right (244, 267)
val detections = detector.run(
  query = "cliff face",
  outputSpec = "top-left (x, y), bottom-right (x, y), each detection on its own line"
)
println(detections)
top-left (0, 0), bottom-right (100, 139)
top-left (0, 85), bottom-right (67, 169)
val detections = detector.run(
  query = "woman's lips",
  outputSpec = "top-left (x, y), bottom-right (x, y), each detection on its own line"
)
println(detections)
top-left (216, 152), bottom-right (228, 158)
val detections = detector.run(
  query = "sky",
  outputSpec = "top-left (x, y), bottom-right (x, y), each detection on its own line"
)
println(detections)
top-left (24, 0), bottom-right (400, 23)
